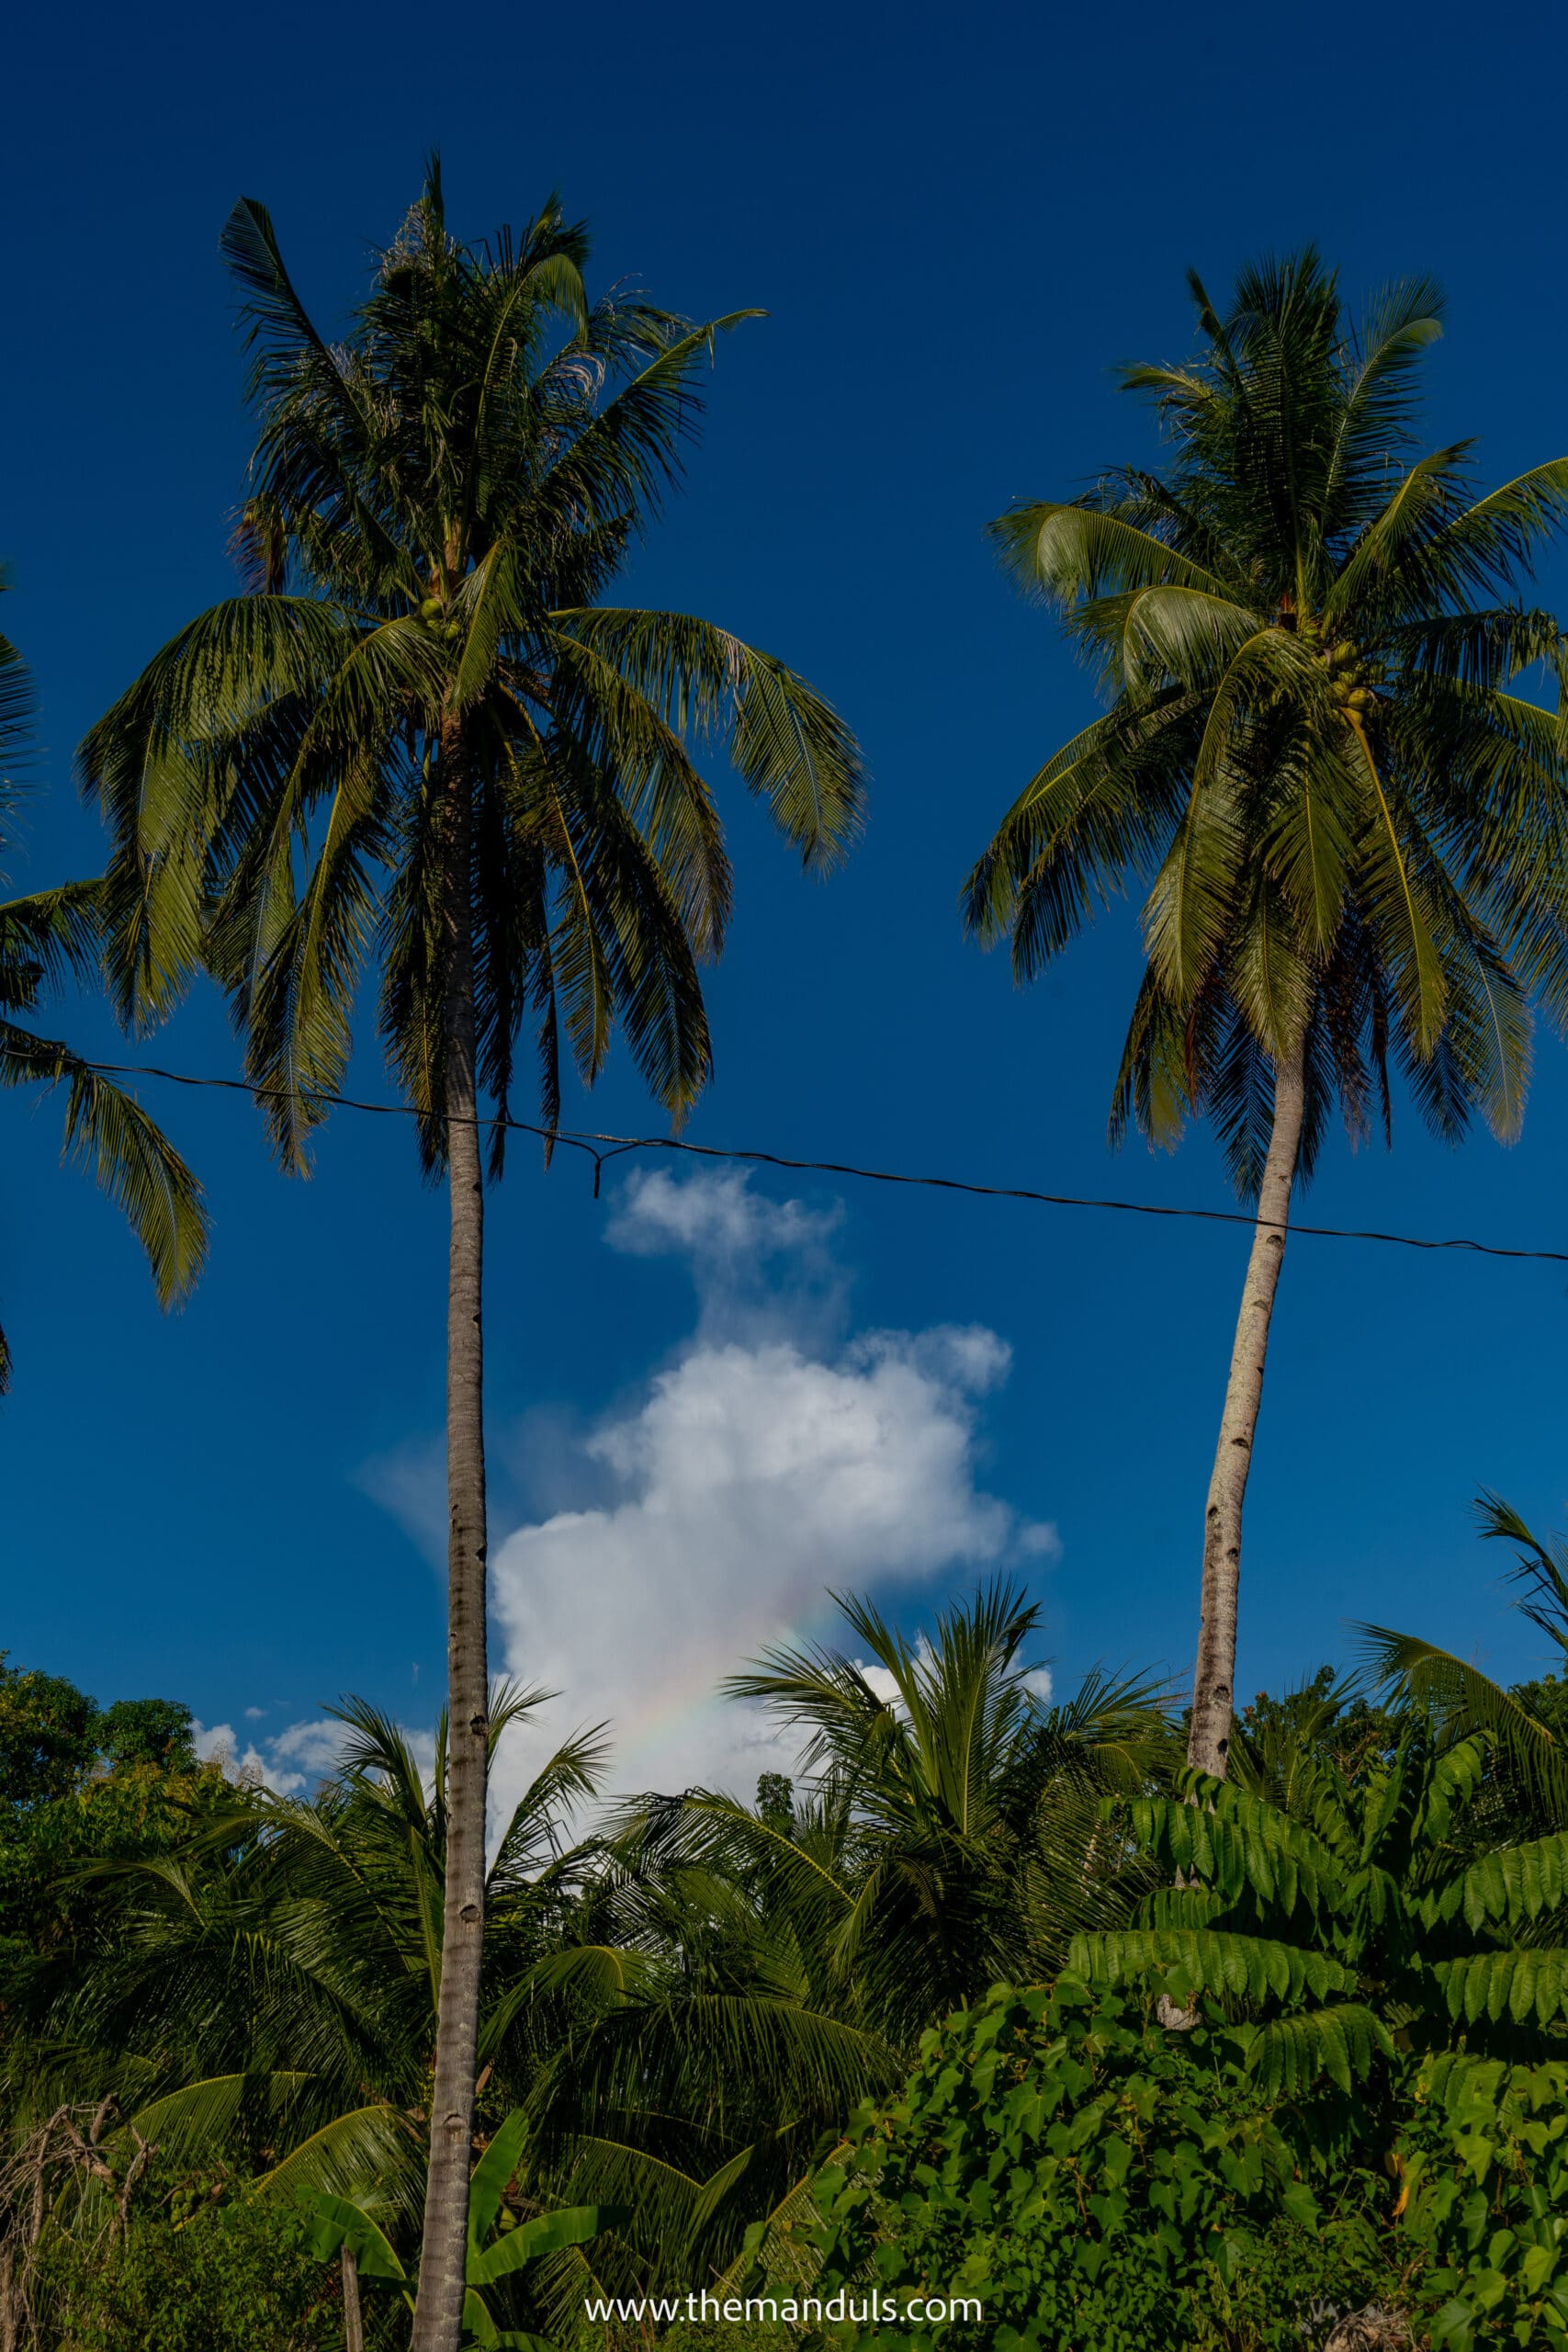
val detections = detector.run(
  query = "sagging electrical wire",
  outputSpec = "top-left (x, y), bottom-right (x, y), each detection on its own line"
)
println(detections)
top-left (75, 1057), bottom-right (1568, 1268)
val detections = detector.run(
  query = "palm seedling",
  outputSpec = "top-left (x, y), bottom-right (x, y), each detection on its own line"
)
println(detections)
top-left (965, 252), bottom-right (1568, 1776)
top-left (79, 163), bottom-right (863, 2350)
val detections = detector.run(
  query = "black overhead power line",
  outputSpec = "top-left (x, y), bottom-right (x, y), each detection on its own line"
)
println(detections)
top-left (83, 1055), bottom-right (1568, 1264)
top-left (83, 1056), bottom-right (1568, 1267)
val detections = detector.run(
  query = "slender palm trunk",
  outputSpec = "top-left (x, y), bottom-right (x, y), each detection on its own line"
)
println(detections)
top-left (411, 717), bottom-right (489, 2352)
top-left (1187, 1039), bottom-right (1306, 1778)
top-left (341, 2245), bottom-right (365, 2352)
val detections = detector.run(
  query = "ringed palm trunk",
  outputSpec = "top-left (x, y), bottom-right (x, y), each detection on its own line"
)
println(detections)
top-left (1187, 1038), bottom-right (1307, 1777)
top-left (341, 2245), bottom-right (365, 2352)
top-left (411, 712), bottom-right (490, 2352)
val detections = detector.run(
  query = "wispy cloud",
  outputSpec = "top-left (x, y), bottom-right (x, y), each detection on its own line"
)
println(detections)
top-left (355, 1429), bottom-right (449, 1566)
top-left (605, 1164), bottom-right (842, 1271)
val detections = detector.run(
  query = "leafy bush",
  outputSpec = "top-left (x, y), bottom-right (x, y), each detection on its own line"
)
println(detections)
top-left (36, 2180), bottom-right (344, 2351)
top-left (809, 1978), bottom-right (1402, 2352)
top-left (1398, 2056), bottom-right (1568, 2350)
top-left (1076, 1727), bottom-right (1568, 2101)
top-left (810, 1975), bottom-right (1568, 2352)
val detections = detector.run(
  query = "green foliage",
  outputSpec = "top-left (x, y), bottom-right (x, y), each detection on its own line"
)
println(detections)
top-left (0, 1655), bottom-right (98, 1807)
top-left (1509, 1675), bottom-right (1568, 1745)
top-left (1398, 2057), bottom-right (1568, 2349)
top-left (0, 1665), bottom-right (225, 2014)
top-left (810, 1979), bottom-right (1397, 2352)
top-left (96, 1696), bottom-right (197, 1771)
top-left (1231, 1669), bottom-right (1403, 1792)
top-left (17, 1688), bottom-right (599, 2205)
top-left (967, 253), bottom-right (1568, 1200)
top-left (17, 1602), bottom-right (1568, 2345)
top-left (1075, 1717), bottom-right (1568, 2095)
top-left (513, 1583), bottom-right (1173, 2303)
top-left (810, 1984), bottom-right (1568, 2351)
top-left (35, 2177), bottom-right (342, 2351)
top-left (757, 1773), bottom-right (796, 1837)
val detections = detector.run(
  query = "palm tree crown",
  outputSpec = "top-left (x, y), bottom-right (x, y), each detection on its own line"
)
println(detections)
top-left (966, 250), bottom-right (1568, 1193)
top-left (82, 163), bottom-right (863, 1165)
top-left (702, 1580), bottom-right (1168, 2040)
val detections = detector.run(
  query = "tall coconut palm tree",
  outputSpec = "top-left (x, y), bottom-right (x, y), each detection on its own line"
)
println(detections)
top-left (964, 253), bottom-right (1568, 1780)
top-left (0, 579), bottom-right (205, 1388)
top-left (78, 165), bottom-right (863, 2349)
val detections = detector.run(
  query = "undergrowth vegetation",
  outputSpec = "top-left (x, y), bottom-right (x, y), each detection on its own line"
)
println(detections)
top-left (5, 1529), bottom-right (1568, 2348)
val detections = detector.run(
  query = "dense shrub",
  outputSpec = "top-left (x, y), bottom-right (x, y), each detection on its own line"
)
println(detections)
top-left (810, 1978), bottom-right (1404, 2352)
top-left (35, 2180), bottom-right (344, 2352)
top-left (810, 1979), bottom-right (1568, 2351)
top-left (1400, 2057), bottom-right (1568, 2350)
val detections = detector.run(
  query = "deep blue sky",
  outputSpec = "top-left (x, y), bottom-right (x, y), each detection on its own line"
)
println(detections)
top-left (6, 0), bottom-right (1567, 1768)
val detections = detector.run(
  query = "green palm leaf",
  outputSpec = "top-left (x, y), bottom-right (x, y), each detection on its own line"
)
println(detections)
top-left (0, 1028), bottom-right (208, 1311)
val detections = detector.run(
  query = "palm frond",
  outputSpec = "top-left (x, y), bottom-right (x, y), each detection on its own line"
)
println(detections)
top-left (1353, 1622), bottom-right (1568, 1812)
top-left (0, 623), bottom-right (37, 816)
top-left (1476, 1491), bottom-right (1568, 1655)
top-left (0, 1027), bottom-right (208, 1306)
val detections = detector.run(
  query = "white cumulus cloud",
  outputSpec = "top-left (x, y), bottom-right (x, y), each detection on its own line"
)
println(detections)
top-left (489, 1169), bottom-right (1056, 1813)
top-left (192, 1712), bottom-right (436, 1800)
top-left (192, 1719), bottom-right (275, 1789)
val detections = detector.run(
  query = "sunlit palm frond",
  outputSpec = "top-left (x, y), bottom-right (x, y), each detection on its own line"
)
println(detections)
top-left (0, 1026), bottom-right (208, 1310)
top-left (971, 250), bottom-right (1568, 1203)
top-left (1352, 1623), bottom-right (1568, 1816)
